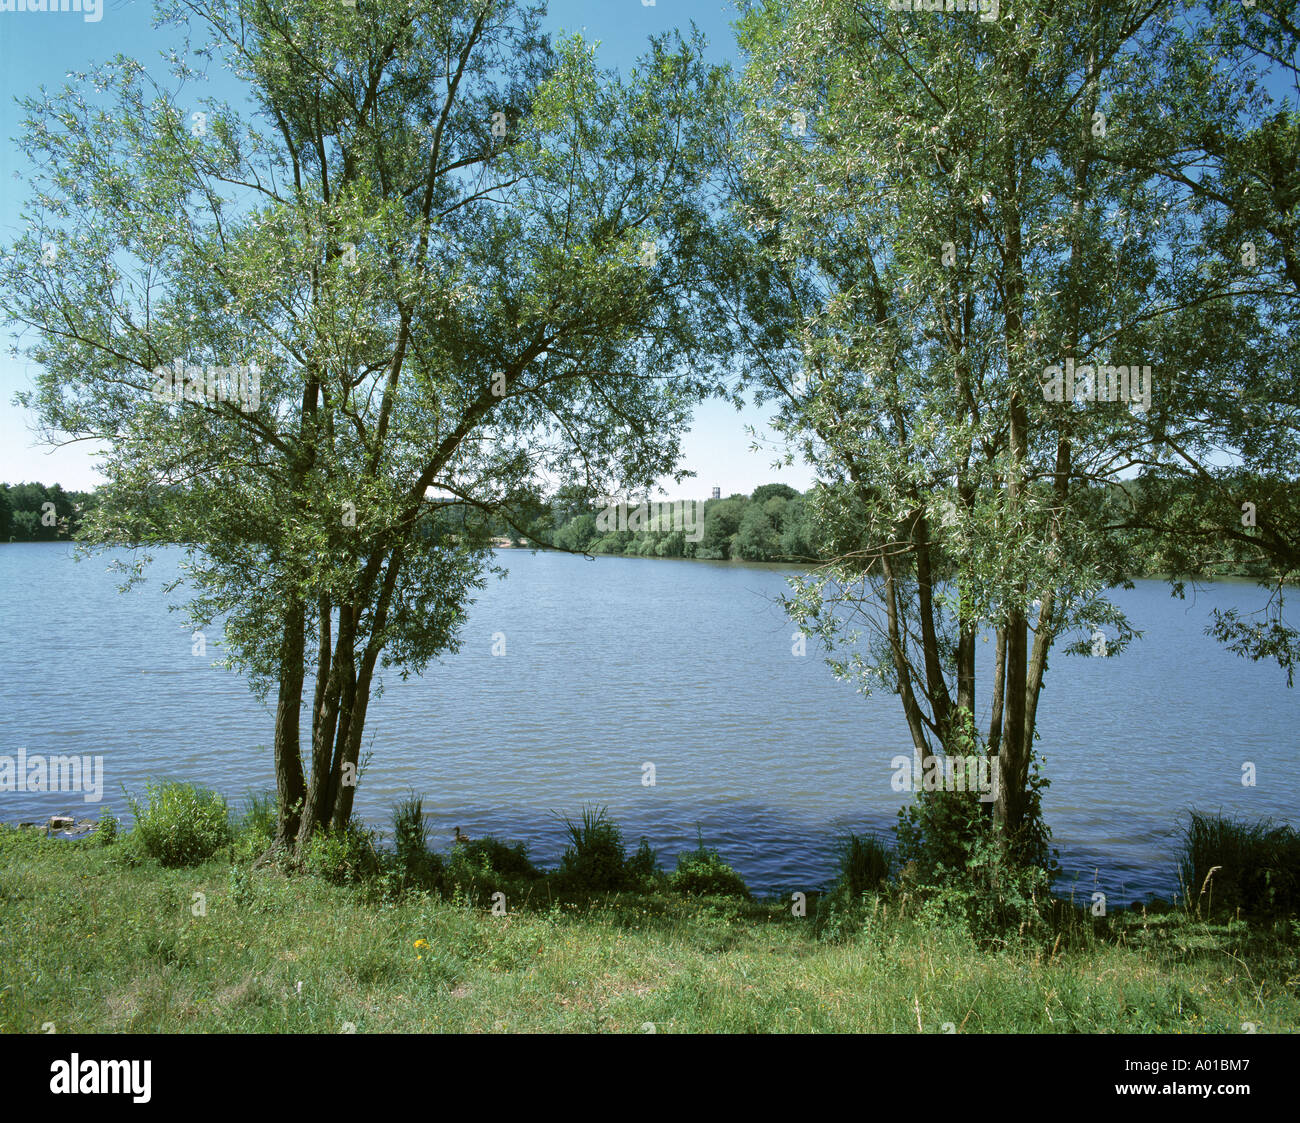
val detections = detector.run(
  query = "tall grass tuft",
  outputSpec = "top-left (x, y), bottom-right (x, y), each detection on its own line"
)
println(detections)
top-left (813, 830), bottom-right (893, 942)
top-left (1179, 811), bottom-right (1300, 918)
top-left (229, 790), bottom-right (277, 862)
top-left (391, 791), bottom-right (441, 889)
top-left (556, 805), bottom-right (629, 892)
top-left (238, 791), bottom-right (277, 841)
top-left (837, 831), bottom-right (892, 896)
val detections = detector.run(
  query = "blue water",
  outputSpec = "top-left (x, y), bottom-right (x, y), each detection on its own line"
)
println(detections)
top-left (0, 542), bottom-right (1295, 903)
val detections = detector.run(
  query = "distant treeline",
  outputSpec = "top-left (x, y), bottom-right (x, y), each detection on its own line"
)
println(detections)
top-left (2, 477), bottom-right (1269, 580)
top-left (522, 478), bottom-right (1272, 578)
top-left (521, 484), bottom-right (824, 563)
top-left (0, 482), bottom-right (98, 542)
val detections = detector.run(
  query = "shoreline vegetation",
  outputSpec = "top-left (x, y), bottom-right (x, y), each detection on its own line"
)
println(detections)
top-left (2, 788), bottom-right (1296, 1033)
top-left (0, 479), bottom-right (1278, 584)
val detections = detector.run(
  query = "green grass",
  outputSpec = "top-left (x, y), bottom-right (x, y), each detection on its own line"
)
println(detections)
top-left (1180, 811), bottom-right (1300, 919)
top-left (1, 824), bottom-right (1297, 1033)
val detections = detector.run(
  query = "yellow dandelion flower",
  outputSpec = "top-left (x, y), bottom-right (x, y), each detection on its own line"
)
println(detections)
top-left (413, 939), bottom-right (429, 949)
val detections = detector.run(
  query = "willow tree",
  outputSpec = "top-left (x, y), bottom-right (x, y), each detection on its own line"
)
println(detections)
top-left (2, 0), bottom-right (740, 850)
top-left (1097, 0), bottom-right (1300, 683)
top-left (732, 0), bottom-right (1240, 843)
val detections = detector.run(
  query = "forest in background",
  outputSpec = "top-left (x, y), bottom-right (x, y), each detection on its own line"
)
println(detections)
top-left (3, 476), bottom-right (1272, 582)
top-left (0, 481), bottom-right (98, 542)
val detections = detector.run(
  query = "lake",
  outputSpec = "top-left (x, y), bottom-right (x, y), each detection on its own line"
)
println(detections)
top-left (1, 542), bottom-right (1295, 903)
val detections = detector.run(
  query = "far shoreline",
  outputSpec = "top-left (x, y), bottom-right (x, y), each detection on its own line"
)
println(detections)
top-left (1, 536), bottom-right (1279, 587)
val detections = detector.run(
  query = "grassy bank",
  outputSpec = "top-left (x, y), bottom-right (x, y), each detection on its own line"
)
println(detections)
top-left (2, 822), bottom-right (1297, 1033)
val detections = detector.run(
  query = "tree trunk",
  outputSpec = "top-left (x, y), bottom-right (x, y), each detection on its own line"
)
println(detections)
top-left (272, 602), bottom-right (307, 849)
top-left (324, 654), bottom-right (357, 827)
top-left (997, 133), bottom-right (1031, 834)
top-left (297, 602), bottom-right (355, 847)
top-left (881, 551), bottom-right (934, 764)
top-left (913, 513), bottom-right (956, 741)
top-left (988, 625), bottom-right (1006, 754)
top-left (999, 608), bottom-right (1029, 831)
top-left (331, 544), bottom-right (406, 826)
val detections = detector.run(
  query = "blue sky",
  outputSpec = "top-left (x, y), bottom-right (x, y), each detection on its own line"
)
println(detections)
top-left (0, 0), bottom-right (815, 495)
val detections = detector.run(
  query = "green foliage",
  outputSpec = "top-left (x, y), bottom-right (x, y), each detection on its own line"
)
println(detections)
top-left (237, 790), bottom-right (277, 843)
top-left (107, 827), bottom-right (149, 870)
top-left (538, 486), bottom-right (818, 562)
top-left (895, 786), bottom-right (990, 880)
top-left (734, 502), bottom-right (781, 560)
top-left (751, 483), bottom-right (798, 505)
top-left (391, 793), bottom-right (427, 869)
top-left (553, 512), bottom-right (597, 553)
top-left (813, 831), bottom-right (894, 943)
top-left (905, 837), bottom-right (1051, 949)
top-left (626, 837), bottom-right (661, 887)
top-left (895, 786), bottom-right (1052, 947)
top-left (227, 863), bottom-right (254, 910)
top-left (301, 821), bottom-right (380, 886)
top-left (699, 496), bottom-right (745, 559)
top-left (442, 834), bottom-right (541, 902)
top-left (837, 831), bottom-right (892, 897)
top-left (228, 790), bottom-right (276, 863)
top-left (1179, 812), bottom-right (1300, 919)
top-left (390, 793), bottom-right (442, 890)
top-left (0, 481), bottom-right (96, 541)
top-left (1007, 756), bottom-right (1060, 875)
top-left (126, 781), bottom-right (230, 868)
top-left (96, 805), bottom-right (119, 847)
top-left (655, 530), bottom-right (686, 558)
top-left (669, 833), bottom-right (750, 899)
top-left (555, 806), bottom-right (630, 893)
